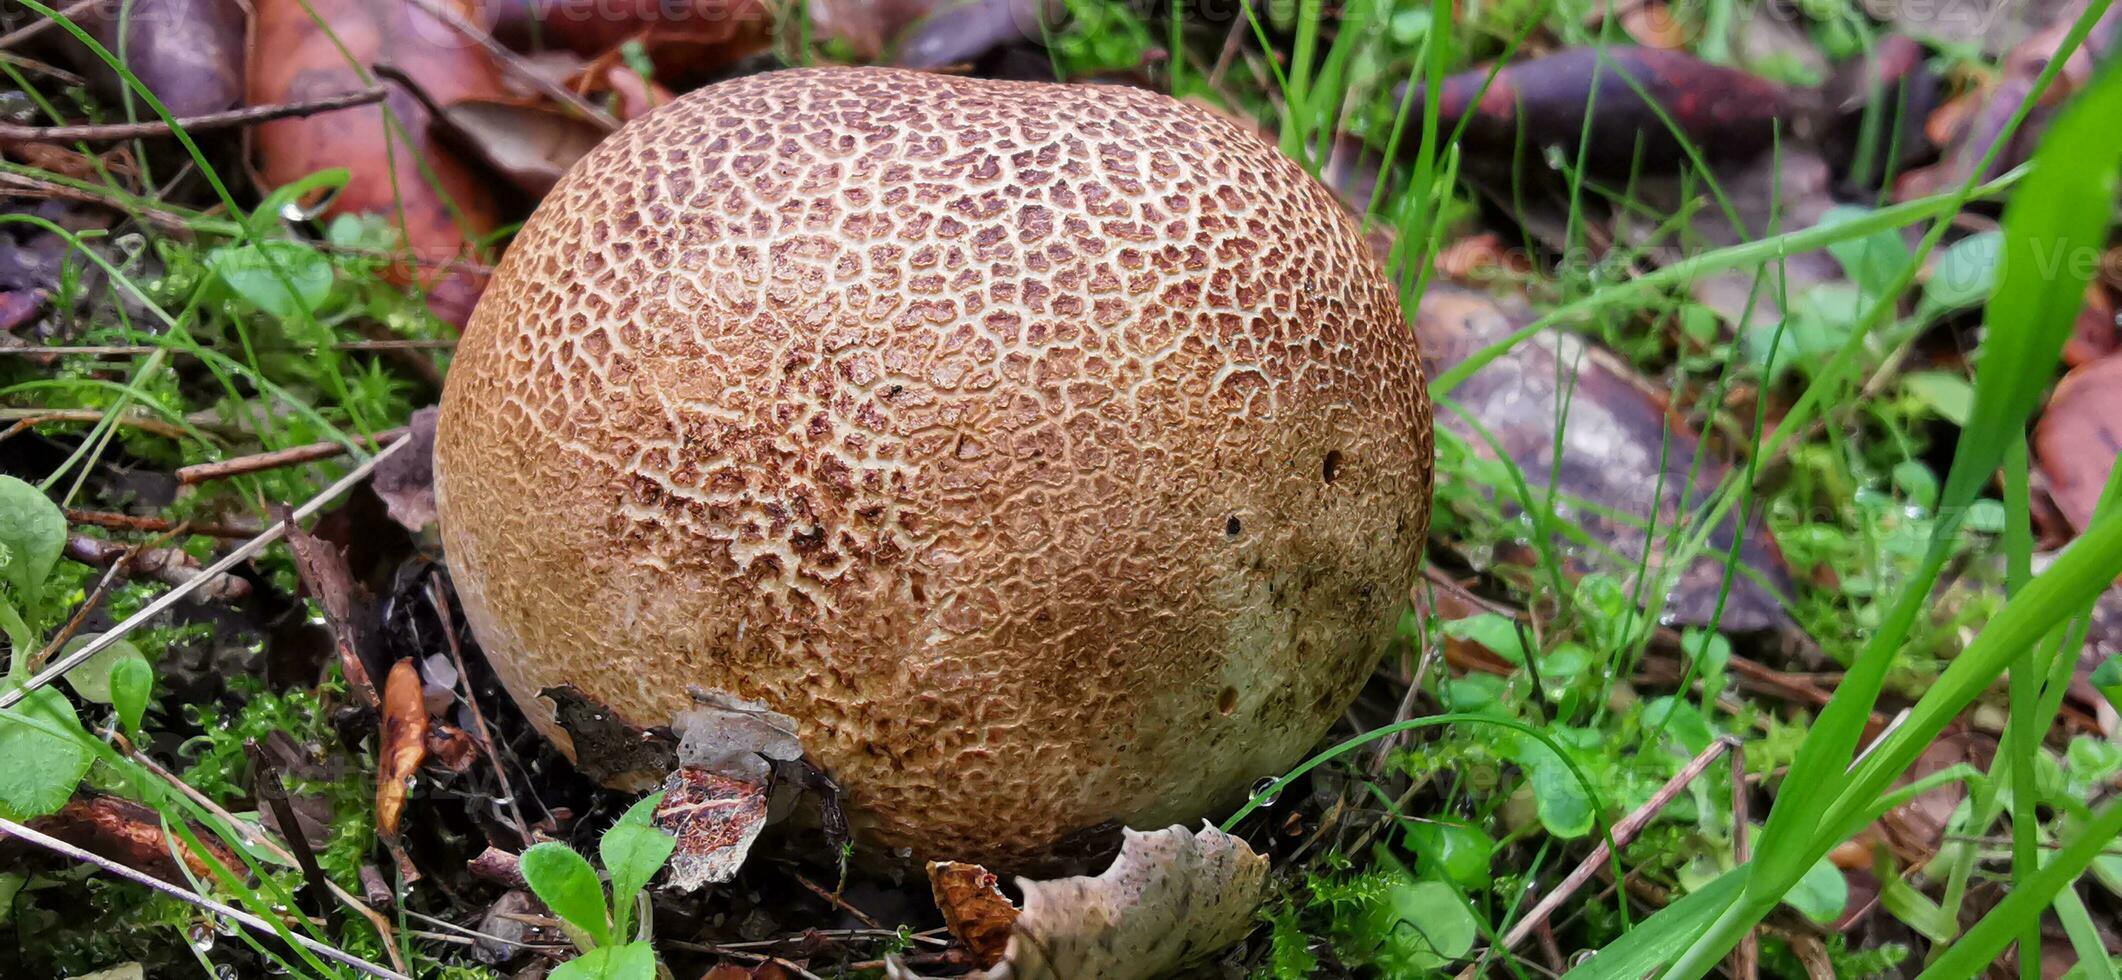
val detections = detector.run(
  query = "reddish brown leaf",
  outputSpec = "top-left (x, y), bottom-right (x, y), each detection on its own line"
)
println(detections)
top-left (488, 0), bottom-right (773, 87)
top-left (371, 406), bottom-right (440, 532)
top-left (928, 862), bottom-right (1019, 968)
top-left (27, 792), bottom-right (239, 885)
top-left (2034, 354), bottom-right (2122, 534)
top-left (654, 768), bottom-right (769, 891)
top-left (284, 518), bottom-right (382, 706)
top-left (377, 658), bottom-right (430, 838)
top-left (249, 0), bottom-right (505, 326)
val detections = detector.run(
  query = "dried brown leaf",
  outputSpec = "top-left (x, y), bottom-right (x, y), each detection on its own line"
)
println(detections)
top-left (371, 406), bottom-right (440, 532)
top-left (929, 862), bottom-right (1019, 967)
top-left (27, 791), bottom-right (239, 885)
top-left (654, 768), bottom-right (769, 891)
top-left (377, 658), bottom-right (430, 838)
top-left (889, 825), bottom-right (1267, 980)
top-left (2034, 353), bottom-right (2122, 534)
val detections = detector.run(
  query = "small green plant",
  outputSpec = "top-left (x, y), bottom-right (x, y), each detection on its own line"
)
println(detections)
top-left (0, 475), bottom-right (150, 821)
top-left (520, 793), bottom-right (677, 980)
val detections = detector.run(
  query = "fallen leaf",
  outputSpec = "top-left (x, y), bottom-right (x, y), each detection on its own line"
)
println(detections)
top-left (929, 862), bottom-right (1019, 967)
top-left (432, 99), bottom-right (606, 198)
top-left (487, 0), bottom-right (773, 87)
top-left (2034, 353), bottom-right (2122, 534)
top-left (371, 406), bottom-right (440, 532)
top-left (285, 518), bottom-right (384, 706)
top-left (249, 0), bottom-right (505, 326)
top-left (376, 658), bottom-right (429, 838)
top-left (26, 791), bottom-right (240, 885)
top-left (1416, 285), bottom-right (1796, 631)
top-left (654, 768), bottom-right (770, 891)
top-left (1401, 46), bottom-right (1801, 181)
top-left (888, 824), bottom-right (1268, 980)
top-left (649, 689), bottom-right (806, 889)
top-left (58, 0), bottom-right (244, 117)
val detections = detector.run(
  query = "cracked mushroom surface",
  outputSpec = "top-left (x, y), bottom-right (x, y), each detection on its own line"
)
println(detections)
top-left (435, 66), bottom-right (1433, 867)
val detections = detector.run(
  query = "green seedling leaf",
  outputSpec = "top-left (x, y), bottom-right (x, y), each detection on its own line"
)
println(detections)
top-left (1781, 857), bottom-right (1848, 924)
top-left (210, 240), bottom-right (333, 319)
top-left (0, 475), bottom-right (65, 603)
top-left (2091, 656), bottom-right (2122, 713)
top-left (0, 683), bottom-right (93, 820)
top-left (1363, 877), bottom-right (1477, 973)
top-left (601, 809), bottom-right (674, 941)
top-left (520, 842), bottom-right (612, 948)
top-left (1441, 613), bottom-right (1529, 664)
top-left (615, 791), bottom-right (664, 829)
top-left (1401, 819), bottom-right (1494, 893)
top-left (108, 656), bottom-right (152, 736)
top-left (59, 635), bottom-right (146, 704)
top-left (549, 941), bottom-right (656, 980)
top-left (1903, 371), bottom-right (1975, 425)
top-left (1820, 205), bottom-right (1915, 297)
top-left (1511, 735), bottom-right (1594, 839)
top-left (1921, 231), bottom-right (2002, 316)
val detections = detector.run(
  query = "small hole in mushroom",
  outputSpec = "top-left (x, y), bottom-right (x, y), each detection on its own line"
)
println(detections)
top-left (1216, 687), bottom-right (1239, 715)
top-left (1224, 515), bottom-right (1242, 537)
top-left (1322, 450), bottom-right (1344, 484)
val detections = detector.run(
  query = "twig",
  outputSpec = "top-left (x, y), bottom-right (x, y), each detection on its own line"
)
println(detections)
top-left (64, 532), bottom-right (252, 602)
top-left (65, 509), bottom-right (263, 540)
top-left (177, 427), bottom-right (407, 485)
top-left (0, 0), bottom-right (97, 50)
top-left (0, 407), bottom-right (202, 442)
top-left (0, 815), bottom-right (411, 980)
top-left (792, 869), bottom-right (883, 929)
top-left (1468, 736), bottom-right (1742, 974)
top-left (379, 4), bottom-right (619, 131)
top-left (0, 87), bottom-right (388, 143)
top-left (1730, 741), bottom-right (1758, 980)
top-left (28, 556), bottom-right (128, 671)
top-left (0, 435), bottom-right (411, 712)
top-left (427, 574), bottom-right (531, 846)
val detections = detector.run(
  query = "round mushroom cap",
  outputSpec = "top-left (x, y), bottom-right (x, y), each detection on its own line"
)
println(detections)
top-left (434, 66), bottom-right (1433, 868)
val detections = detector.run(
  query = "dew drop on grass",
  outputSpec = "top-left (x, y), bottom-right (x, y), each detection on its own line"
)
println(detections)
top-left (1250, 777), bottom-right (1281, 807)
top-left (187, 923), bottom-right (215, 953)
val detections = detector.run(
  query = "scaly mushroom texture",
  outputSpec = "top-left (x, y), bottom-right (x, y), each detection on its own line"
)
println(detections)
top-left (435, 66), bottom-right (1433, 867)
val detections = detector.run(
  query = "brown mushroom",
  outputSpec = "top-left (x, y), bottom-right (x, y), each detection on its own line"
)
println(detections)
top-left (434, 67), bottom-right (1433, 868)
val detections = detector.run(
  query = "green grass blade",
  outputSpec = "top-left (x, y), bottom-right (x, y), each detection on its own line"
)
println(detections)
top-left (1915, 800), bottom-right (2122, 980)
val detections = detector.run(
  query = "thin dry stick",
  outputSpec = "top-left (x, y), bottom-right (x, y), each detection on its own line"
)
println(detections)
top-left (0, 816), bottom-right (411, 980)
top-left (0, 435), bottom-right (410, 712)
top-left (390, 0), bottom-right (619, 131)
top-left (65, 508), bottom-right (262, 540)
top-left (1730, 741), bottom-right (1758, 980)
top-left (0, 0), bottom-right (97, 49)
top-left (177, 427), bottom-right (407, 485)
top-left (426, 574), bottom-right (531, 845)
top-left (0, 87), bottom-right (388, 143)
top-left (0, 407), bottom-right (198, 441)
top-left (1470, 736), bottom-right (1742, 974)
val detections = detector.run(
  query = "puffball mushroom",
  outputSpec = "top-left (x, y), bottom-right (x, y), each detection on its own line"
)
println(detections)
top-left (434, 66), bottom-right (1433, 867)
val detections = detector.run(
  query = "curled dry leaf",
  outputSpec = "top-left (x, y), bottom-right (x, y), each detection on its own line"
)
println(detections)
top-left (1416, 285), bottom-right (1795, 631)
top-left (62, 534), bottom-right (251, 602)
top-left (2034, 353), bottom-right (2122, 534)
top-left (376, 658), bottom-right (430, 838)
top-left (651, 689), bottom-right (804, 889)
top-left (249, 0), bottom-right (505, 325)
top-left (889, 825), bottom-right (1268, 980)
top-left (371, 406), bottom-right (440, 532)
top-left (285, 518), bottom-right (383, 706)
top-left (929, 862), bottom-right (1019, 968)
top-left (25, 791), bottom-right (239, 885)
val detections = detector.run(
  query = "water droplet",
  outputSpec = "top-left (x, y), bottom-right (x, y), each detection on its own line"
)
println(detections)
top-left (1249, 777), bottom-right (1281, 807)
top-left (213, 916), bottom-right (239, 937)
top-left (187, 922), bottom-right (216, 953)
top-left (278, 185), bottom-right (340, 222)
